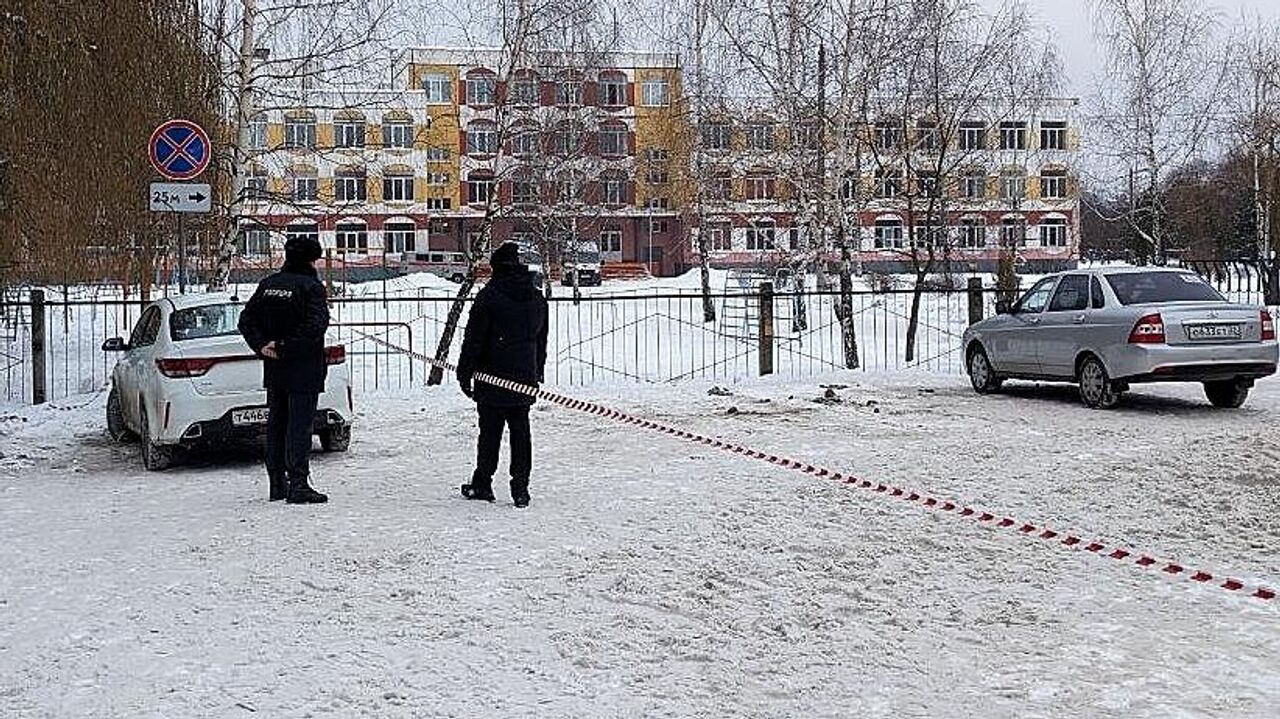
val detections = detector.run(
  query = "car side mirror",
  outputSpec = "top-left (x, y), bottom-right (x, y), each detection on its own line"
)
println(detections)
top-left (995, 301), bottom-right (1012, 315)
top-left (102, 337), bottom-right (129, 352)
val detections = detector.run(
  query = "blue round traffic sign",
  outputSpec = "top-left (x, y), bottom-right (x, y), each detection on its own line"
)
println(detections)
top-left (149, 119), bottom-right (211, 181)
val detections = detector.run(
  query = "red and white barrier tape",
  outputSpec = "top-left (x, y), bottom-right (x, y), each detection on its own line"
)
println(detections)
top-left (357, 332), bottom-right (1277, 603)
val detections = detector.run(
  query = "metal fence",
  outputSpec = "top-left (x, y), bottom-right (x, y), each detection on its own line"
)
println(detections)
top-left (1, 269), bottom-right (1274, 405)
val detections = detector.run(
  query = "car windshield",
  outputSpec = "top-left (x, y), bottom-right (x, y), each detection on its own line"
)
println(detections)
top-left (1105, 272), bottom-right (1225, 305)
top-left (170, 303), bottom-right (244, 341)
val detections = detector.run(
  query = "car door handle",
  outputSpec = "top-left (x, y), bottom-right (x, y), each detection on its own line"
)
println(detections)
top-left (1073, 315), bottom-right (1086, 324)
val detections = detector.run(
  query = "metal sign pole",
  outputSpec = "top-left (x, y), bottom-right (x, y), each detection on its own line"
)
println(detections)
top-left (178, 212), bottom-right (187, 294)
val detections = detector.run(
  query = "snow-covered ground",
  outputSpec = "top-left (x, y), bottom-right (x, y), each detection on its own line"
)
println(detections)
top-left (1, 373), bottom-right (1277, 717)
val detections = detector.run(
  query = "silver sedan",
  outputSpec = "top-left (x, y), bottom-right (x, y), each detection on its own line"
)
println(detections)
top-left (962, 267), bottom-right (1278, 408)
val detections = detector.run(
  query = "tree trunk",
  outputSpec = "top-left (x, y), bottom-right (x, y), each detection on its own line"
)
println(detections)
top-left (838, 255), bottom-right (859, 369)
top-left (426, 276), bottom-right (476, 386)
top-left (208, 0), bottom-right (256, 292)
top-left (904, 271), bottom-right (925, 364)
top-left (698, 237), bottom-right (716, 323)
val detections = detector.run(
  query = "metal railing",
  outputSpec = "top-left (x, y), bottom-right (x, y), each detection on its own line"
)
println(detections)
top-left (2, 269), bottom-right (1274, 405)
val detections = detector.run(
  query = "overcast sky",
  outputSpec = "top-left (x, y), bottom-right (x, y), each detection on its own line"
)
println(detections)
top-left (990, 0), bottom-right (1280, 98)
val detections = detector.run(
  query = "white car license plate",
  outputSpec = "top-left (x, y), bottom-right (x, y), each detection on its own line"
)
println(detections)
top-left (232, 407), bottom-right (270, 426)
top-left (1186, 323), bottom-right (1242, 341)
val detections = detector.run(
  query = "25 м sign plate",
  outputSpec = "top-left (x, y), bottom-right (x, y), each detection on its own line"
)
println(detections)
top-left (150, 182), bottom-right (212, 213)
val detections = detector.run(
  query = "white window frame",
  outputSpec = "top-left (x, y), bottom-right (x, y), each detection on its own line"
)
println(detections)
top-left (292, 176), bottom-right (318, 203)
top-left (467, 124), bottom-right (497, 155)
top-left (641, 79), bottom-right (669, 107)
top-left (335, 172), bottom-right (367, 203)
top-left (335, 120), bottom-right (366, 149)
top-left (1000, 218), bottom-right (1027, 247)
top-left (958, 218), bottom-right (986, 249)
top-left (745, 223), bottom-right (776, 251)
top-left (237, 226), bottom-right (272, 257)
top-left (245, 171), bottom-right (268, 200)
top-left (600, 77), bottom-right (627, 107)
top-left (284, 118), bottom-right (316, 149)
top-left (248, 114), bottom-right (268, 150)
top-left (468, 177), bottom-right (495, 205)
top-left (383, 174), bottom-right (415, 203)
top-left (873, 219), bottom-right (904, 250)
top-left (600, 228), bottom-right (623, 254)
top-left (512, 78), bottom-right (539, 106)
top-left (600, 127), bottom-right (627, 156)
top-left (426, 171), bottom-right (449, 187)
top-left (466, 76), bottom-right (496, 106)
top-left (384, 223), bottom-right (416, 254)
top-left (747, 123), bottom-right (775, 152)
top-left (335, 224), bottom-right (369, 254)
top-left (701, 122), bottom-right (731, 151)
top-left (961, 170), bottom-right (986, 199)
top-left (382, 120), bottom-right (414, 149)
top-left (423, 74), bottom-right (453, 104)
top-left (959, 122), bottom-right (985, 151)
top-left (745, 174), bottom-right (771, 201)
top-left (603, 177), bottom-right (626, 205)
top-left (1000, 121), bottom-right (1027, 151)
top-left (426, 197), bottom-right (452, 210)
top-left (1040, 121), bottom-right (1067, 151)
top-left (1001, 171), bottom-right (1026, 201)
top-left (425, 147), bottom-right (451, 163)
top-left (556, 79), bottom-right (582, 106)
top-left (874, 170), bottom-right (901, 199)
top-left (1041, 218), bottom-right (1068, 247)
top-left (1040, 170), bottom-right (1068, 200)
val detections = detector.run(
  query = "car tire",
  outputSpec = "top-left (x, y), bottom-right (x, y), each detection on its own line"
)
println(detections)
top-left (139, 408), bottom-right (175, 472)
top-left (106, 387), bottom-right (137, 443)
top-left (1078, 356), bottom-right (1121, 409)
top-left (1204, 379), bottom-right (1250, 408)
top-left (967, 346), bottom-right (1003, 394)
top-left (320, 425), bottom-right (351, 453)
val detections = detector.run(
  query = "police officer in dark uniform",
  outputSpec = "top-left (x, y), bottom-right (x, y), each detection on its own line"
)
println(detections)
top-left (238, 235), bottom-right (331, 504)
top-left (457, 242), bottom-right (549, 508)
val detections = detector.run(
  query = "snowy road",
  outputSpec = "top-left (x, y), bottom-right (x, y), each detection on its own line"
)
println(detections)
top-left (1, 375), bottom-right (1278, 717)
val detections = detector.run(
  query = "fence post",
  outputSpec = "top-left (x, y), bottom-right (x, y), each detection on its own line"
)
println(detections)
top-left (31, 289), bottom-right (46, 405)
top-left (967, 277), bottom-right (984, 327)
top-left (758, 281), bottom-right (774, 377)
top-left (1265, 261), bottom-right (1280, 307)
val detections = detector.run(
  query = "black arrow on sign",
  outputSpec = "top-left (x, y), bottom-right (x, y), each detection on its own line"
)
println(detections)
top-left (188, 192), bottom-right (207, 203)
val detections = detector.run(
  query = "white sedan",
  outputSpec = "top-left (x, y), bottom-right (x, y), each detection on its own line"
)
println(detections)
top-left (103, 293), bottom-right (353, 470)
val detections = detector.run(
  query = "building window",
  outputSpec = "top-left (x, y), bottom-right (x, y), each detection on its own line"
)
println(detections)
top-left (916, 171), bottom-right (940, 197)
top-left (646, 219), bottom-right (669, 235)
top-left (745, 172), bottom-right (773, 201)
top-left (286, 223), bottom-right (319, 246)
top-left (840, 172), bottom-right (858, 201)
top-left (641, 78), bottom-right (669, 107)
top-left (513, 177), bottom-right (538, 206)
top-left (292, 175), bottom-right (317, 203)
top-left (513, 128), bottom-right (539, 156)
top-left (600, 74), bottom-right (627, 107)
top-left (1000, 217), bottom-right (1027, 247)
top-left (335, 117), bottom-right (366, 148)
top-left (645, 165), bottom-right (669, 185)
top-left (554, 124), bottom-right (583, 156)
top-left (426, 171), bottom-right (449, 187)
top-left (794, 122), bottom-right (820, 151)
top-left (1041, 217), bottom-right (1068, 247)
top-left (1040, 168), bottom-right (1068, 200)
top-left (383, 172), bottom-right (415, 203)
top-left (511, 75), bottom-right (539, 106)
top-left (1000, 121), bottom-right (1027, 151)
top-left (603, 176), bottom-right (626, 205)
top-left (701, 121), bottom-right (731, 151)
top-left (248, 113), bottom-right (268, 151)
top-left (958, 217), bottom-right (986, 248)
top-left (916, 121), bottom-right (939, 151)
top-left (644, 148), bottom-right (669, 162)
top-left (237, 225), bottom-right (271, 257)
top-left (284, 116), bottom-right (316, 149)
top-left (874, 168), bottom-right (902, 199)
top-left (335, 169), bottom-right (367, 203)
top-left (423, 74), bottom-right (453, 104)
top-left (336, 223), bottom-right (368, 254)
top-left (556, 78), bottom-right (582, 106)
top-left (875, 121), bottom-right (902, 151)
top-left (426, 197), bottom-right (452, 210)
top-left (1001, 168), bottom-right (1026, 201)
top-left (599, 126), bottom-right (628, 156)
top-left (747, 122), bottom-right (775, 152)
top-left (425, 147), bottom-right (451, 162)
top-left (961, 168), bottom-right (987, 199)
top-left (705, 173), bottom-right (732, 201)
top-left (385, 222), bottom-right (416, 254)
top-left (600, 228), bottom-right (623, 254)
top-left (647, 197), bottom-right (670, 210)
top-left (245, 169), bottom-right (268, 199)
top-left (382, 119), bottom-right (414, 149)
top-left (745, 222), bottom-right (776, 251)
top-left (959, 121), bottom-right (986, 151)
top-left (468, 174), bottom-right (495, 205)
top-left (466, 122), bottom-right (497, 156)
top-left (557, 177), bottom-right (580, 204)
top-left (1040, 121), bottom-right (1067, 151)
top-left (874, 218), bottom-right (904, 249)
top-left (467, 75), bottom-right (496, 106)
top-left (706, 225), bottom-right (731, 251)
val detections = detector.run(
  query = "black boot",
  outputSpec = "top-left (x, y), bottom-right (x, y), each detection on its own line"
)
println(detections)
top-left (461, 483), bottom-right (496, 501)
top-left (268, 471), bottom-right (287, 502)
top-left (286, 475), bottom-right (328, 504)
top-left (511, 478), bottom-right (530, 509)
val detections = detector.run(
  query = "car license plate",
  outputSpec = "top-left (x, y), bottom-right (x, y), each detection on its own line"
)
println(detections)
top-left (1186, 323), bottom-right (1242, 341)
top-left (232, 407), bottom-right (270, 426)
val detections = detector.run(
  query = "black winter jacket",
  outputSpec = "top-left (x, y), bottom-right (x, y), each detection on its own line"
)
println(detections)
top-left (238, 262), bottom-right (331, 394)
top-left (456, 266), bottom-right (549, 407)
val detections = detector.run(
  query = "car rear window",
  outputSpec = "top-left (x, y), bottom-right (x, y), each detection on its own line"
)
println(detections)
top-left (1104, 272), bottom-right (1225, 305)
top-left (170, 303), bottom-right (244, 341)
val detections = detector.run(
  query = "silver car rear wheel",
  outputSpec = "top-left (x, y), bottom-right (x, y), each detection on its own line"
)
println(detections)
top-left (1079, 356), bottom-right (1120, 409)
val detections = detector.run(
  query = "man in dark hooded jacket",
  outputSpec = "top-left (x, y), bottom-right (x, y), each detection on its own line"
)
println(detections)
top-left (238, 235), bottom-right (331, 505)
top-left (457, 242), bottom-right (549, 508)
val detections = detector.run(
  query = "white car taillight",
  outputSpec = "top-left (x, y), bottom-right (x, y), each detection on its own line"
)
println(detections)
top-left (156, 357), bottom-right (218, 378)
top-left (1128, 313), bottom-right (1166, 344)
top-left (325, 345), bottom-right (347, 365)
top-left (1262, 310), bottom-right (1275, 341)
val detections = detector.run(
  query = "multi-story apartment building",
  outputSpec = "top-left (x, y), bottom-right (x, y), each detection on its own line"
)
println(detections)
top-left (236, 49), bottom-right (1080, 278)
top-left (236, 48), bottom-right (688, 277)
top-left (688, 98), bottom-right (1082, 274)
